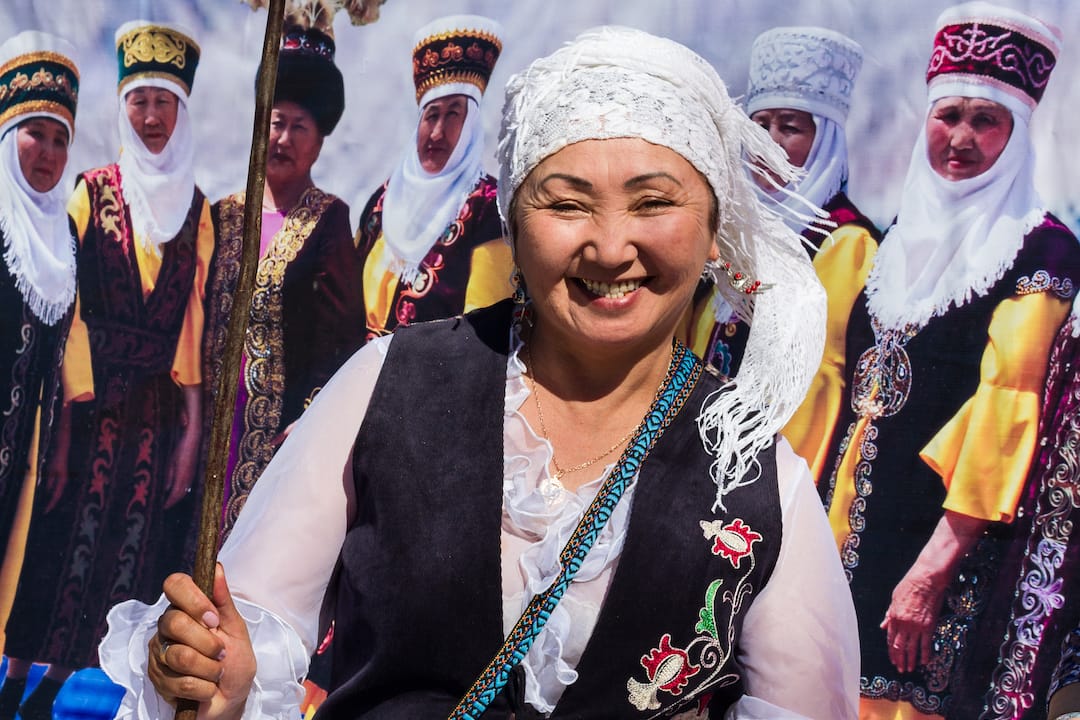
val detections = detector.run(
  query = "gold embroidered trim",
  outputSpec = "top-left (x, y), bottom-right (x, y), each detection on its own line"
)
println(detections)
top-left (117, 27), bottom-right (198, 68)
top-left (224, 187), bottom-right (336, 527)
top-left (117, 71), bottom-right (192, 98)
top-left (0, 100), bottom-right (74, 131)
top-left (412, 28), bottom-right (502, 56)
top-left (96, 177), bottom-right (124, 242)
top-left (414, 70), bottom-right (491, 102)
top-left (0, 50), bottom-right (79, 80)
top-left (0, 66), bottom-right (78, 105)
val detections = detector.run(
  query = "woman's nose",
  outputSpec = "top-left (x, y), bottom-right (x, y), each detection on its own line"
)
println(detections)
top-left (584, 216), bottom-right (638, 267)
top-left (950, 122), bottom-right (975, 148)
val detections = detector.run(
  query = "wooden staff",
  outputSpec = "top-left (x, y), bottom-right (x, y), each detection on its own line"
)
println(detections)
top-left (175, 0), bottom-right (285, 717)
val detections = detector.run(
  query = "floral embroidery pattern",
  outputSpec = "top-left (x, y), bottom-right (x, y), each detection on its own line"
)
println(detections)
top-left (628, 634), bottom-right (701, 711)
top-left (0, 64), bottom-right (78, 105)
top-left (700, 518), bottom-right (761, 568)
top-left (830, 318), bottom-right (918, 577)
top-left (626, 519), bottom-right (763, 716)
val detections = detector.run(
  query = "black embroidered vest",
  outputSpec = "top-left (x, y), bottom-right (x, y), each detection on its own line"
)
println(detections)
top-left (317, 301), bottom-right (783, 719)
top-left (77, 164), bottom-right (201, 377)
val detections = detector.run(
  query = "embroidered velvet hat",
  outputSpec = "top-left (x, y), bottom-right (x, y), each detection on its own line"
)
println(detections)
top-left (274, 25), bottom-right (345, 136)
top-left (0, 31), bottom-right (79, 142)
top-left (411, 15), bottom-right (502, 107)
top-left (745, 26), bottom-right (863, 128)
top-left (926, 2), bottom-right (1061, 121)
top-left (115, 20), bottom-right (200, 101)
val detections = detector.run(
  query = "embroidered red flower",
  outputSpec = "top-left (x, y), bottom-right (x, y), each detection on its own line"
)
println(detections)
top-left (640, 633), bottom-right (700, 694)
top-left (700, 518), bottom-right (762, 568)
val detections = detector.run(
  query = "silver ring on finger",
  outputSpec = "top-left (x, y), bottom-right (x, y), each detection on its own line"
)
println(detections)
top-left (158, 638), bottom-right (173, 668)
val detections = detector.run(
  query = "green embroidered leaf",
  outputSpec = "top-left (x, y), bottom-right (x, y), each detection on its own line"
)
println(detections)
top-left (694, 579), bottom-right (723, 637)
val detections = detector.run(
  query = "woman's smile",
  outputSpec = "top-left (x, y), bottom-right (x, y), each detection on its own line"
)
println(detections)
top-left (577, 277), bottom-right (648, 300)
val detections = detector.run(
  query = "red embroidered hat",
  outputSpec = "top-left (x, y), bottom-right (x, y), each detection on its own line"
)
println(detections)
top-left (926, 2), bottom-right (1061, 119)
top-left (411, 15), bottom-right (502, 107)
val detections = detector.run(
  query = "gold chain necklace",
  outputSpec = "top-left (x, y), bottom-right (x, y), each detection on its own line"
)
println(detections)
top-left (524, 346), bottom-right (638, 482)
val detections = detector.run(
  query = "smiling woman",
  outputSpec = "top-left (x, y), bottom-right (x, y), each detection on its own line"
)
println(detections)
top-left (99, 25), bottom-right (857, 720)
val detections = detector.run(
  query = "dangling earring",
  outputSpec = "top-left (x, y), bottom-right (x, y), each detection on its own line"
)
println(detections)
top-left (718, 260), bottom-right (771, 295)
top-left (510, 266), bottom-right (533, 325)
top-left (511, 266), bottom-right (528, 305)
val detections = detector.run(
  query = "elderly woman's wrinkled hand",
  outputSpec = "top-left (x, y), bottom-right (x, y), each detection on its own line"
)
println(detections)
top-left (148, 565), bottom-right (256, 720)
top-left (880, 569), bottom-right (948, 674)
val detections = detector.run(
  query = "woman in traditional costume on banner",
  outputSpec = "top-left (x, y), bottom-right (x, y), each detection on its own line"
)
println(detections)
top-left (681, 26), bottom-right (878, 387)
top-left (100, 25), bottom-right (859, 720)
top-left (793, 4), bottom-right (1080, 718)
top-left (203, 23), bottom-right (363, 536)
top-left (0, 30), bottom-right (79, 720)
top-left (1, 21), bottom-right (212, 720)
top-left (354, 15), bottom-right (513, 344)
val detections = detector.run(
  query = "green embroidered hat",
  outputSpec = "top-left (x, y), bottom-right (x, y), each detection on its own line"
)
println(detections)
top-left (115, 20), bottom-right (199, 101)
top-left (0, 31), bottom-right (79, 142)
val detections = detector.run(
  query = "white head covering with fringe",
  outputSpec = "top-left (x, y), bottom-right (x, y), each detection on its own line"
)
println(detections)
top-left (0, 30), bottom-right (78, 326)
top-left (497, 25), bottom-right (826, 511)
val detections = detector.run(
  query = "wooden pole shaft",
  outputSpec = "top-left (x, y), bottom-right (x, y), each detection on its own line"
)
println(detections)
top-left (175, 0), bottom-right (285, 717)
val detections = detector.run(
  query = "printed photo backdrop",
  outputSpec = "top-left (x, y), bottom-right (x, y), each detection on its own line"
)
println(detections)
top-left (1, 1), bottom-right (1079, 719)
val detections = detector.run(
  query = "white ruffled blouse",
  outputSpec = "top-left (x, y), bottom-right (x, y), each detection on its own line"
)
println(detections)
top-left (100, 329), bottom-right (859, 720)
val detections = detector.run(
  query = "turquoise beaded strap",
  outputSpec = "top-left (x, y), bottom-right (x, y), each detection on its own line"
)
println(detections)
top-left (448, 342), bottom-right (702, 719)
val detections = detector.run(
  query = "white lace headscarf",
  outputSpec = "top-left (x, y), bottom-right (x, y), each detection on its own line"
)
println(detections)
top-left (498, 25), bottom-right (826, 510)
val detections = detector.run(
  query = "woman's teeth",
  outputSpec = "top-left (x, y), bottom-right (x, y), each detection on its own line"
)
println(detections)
top-left (581, 278), bottom-right (642, 299)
